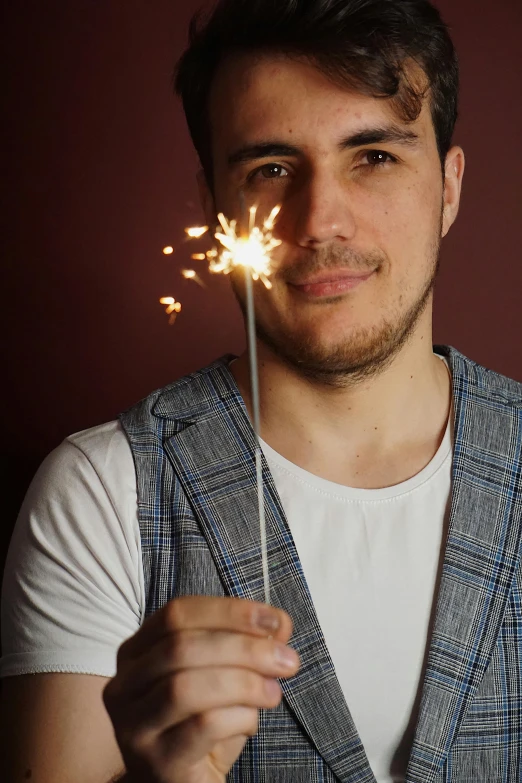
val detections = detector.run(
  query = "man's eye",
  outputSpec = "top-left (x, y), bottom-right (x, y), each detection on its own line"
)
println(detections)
top-left (363, 150), bottom-right (396, 166)
top-left (251, 163), bottom-right (289, 181)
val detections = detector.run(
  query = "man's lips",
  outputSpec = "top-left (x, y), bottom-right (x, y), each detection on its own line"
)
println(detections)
top-left (288, 270), bottom-right (375, 298)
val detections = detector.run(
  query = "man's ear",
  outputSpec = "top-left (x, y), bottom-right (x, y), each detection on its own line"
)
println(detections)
top-left (197, 169), bottom-right (216, 227)
top-left (442, 146), bottom-right (465, 238)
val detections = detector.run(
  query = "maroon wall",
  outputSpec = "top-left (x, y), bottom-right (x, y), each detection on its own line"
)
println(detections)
top-left (2, 1), bottom-right (521, 554)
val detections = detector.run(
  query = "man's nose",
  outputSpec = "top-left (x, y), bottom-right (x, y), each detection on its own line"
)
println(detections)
top-left (292, 170), bottom-right (357, 248)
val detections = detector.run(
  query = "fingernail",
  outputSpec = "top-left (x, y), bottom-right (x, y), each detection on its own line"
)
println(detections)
top-left (274, 644), bottom-right (298, 670)
top-left (255, 609), bottom-right (280, 633)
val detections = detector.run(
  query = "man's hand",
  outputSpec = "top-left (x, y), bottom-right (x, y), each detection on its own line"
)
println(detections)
top-left (103, 596), bottom-right (300, 783)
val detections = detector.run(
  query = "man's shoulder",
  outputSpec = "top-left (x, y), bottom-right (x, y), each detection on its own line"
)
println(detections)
top-left (440, 345), bottom-right (522, 406)
top-left (119, 354), bottom-right (239, 433)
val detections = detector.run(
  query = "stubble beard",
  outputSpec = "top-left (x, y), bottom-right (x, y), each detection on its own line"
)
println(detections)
top-left (234, 220), bottom-right (442, 388)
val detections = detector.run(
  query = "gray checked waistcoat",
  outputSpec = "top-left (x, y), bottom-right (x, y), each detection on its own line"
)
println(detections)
top-left (119, 345), bottom-right (522, 783)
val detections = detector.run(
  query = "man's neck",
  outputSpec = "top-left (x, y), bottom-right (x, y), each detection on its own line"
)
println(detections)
top-left (230, 338), bottom-right (453, 490)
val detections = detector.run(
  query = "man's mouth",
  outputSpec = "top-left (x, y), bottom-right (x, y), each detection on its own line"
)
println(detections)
top-left (287, 269), bottom-right (376, 298)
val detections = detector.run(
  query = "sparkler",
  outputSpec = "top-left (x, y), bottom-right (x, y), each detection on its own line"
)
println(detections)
top-left (214, 203), bottom-right (281, 605)
top-left (162, 203), bottom-right (281, 604)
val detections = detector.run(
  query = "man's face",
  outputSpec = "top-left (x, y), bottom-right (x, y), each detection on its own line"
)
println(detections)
top-left (205, 54), bottom-right (461, 383)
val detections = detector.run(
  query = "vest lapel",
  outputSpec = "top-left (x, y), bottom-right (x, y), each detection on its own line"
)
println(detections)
top-left (406, 347), bottom-right (522, 782)
top-left (156, 358), bottom-right (376, 783)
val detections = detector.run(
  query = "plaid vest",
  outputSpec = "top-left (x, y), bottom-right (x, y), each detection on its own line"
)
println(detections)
top-left (119, 345), bottom-right (522, 783)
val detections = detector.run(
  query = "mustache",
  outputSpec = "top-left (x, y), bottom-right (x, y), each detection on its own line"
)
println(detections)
top-left (277, 245), bottom-right (387, 284)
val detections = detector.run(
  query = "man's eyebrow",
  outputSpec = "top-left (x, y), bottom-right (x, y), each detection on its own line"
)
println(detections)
top-left (227, 142), bottom-right (301, 167)
top-left (340, 126), bottom-right (420, 149)
top-left (227, 127), bottom-right (420, 167)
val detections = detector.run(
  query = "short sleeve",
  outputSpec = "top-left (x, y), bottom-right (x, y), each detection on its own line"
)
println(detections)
top-left (0, 421), bottom-right (144, 678)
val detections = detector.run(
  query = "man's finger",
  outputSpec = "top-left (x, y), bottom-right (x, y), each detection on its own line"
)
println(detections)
top-left (117, 596), bottom-right (293, 664)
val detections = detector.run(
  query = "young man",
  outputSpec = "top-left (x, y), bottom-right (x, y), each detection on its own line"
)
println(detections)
top-left (2, 1), bottom-right (521, 782)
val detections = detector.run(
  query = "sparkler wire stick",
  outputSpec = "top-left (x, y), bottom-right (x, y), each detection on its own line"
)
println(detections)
top-left (244, 269), bottom-right (270, 605)
top-left (240, 194), bottom-right (270, 605)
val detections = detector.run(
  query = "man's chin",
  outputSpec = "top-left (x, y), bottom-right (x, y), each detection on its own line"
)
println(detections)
top-left (255, 262), bottom-right (438, 385)
top-left (256, 326), bottom-right (403, 386)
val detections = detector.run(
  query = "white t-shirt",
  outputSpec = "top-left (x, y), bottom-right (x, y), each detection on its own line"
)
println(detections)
top-left (259, 420), bottom-right (452, 781)
top-left (0, 357), bottom-right (452, 783)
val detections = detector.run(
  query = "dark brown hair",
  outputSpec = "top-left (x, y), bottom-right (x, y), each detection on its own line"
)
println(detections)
top-left (175, 0), bottom-right (459, 186)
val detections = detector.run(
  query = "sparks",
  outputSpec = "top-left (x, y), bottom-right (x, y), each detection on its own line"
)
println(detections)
top-left (210, 206), bottom-right (282, 289)
top-left (159, 296), bottom-right (182, 325)
top-left (264, 205), bottom-right (281, 231)
top-left (182, 269), bottom-right (206, 288)
top-left (185, 226), bottom-right (209, 239)
top-left (163, 246), bottom-right (174, 255)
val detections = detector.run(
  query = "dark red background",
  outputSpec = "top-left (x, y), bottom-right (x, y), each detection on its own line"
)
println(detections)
top-left (1, 0), bottom-right (521, 567)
